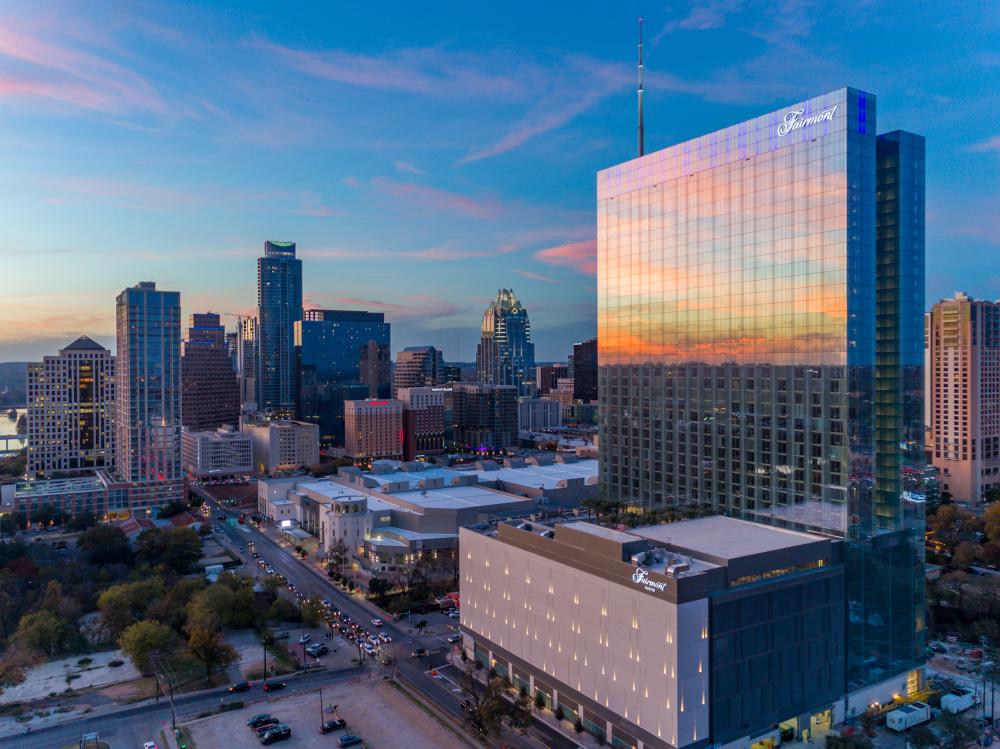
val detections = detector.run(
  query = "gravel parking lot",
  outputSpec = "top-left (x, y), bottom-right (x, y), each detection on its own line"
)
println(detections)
top-left (187, 677), bottom-right (467, 749)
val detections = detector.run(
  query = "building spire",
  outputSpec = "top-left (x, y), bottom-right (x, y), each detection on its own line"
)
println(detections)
top-left (638, 17), bottom-right (644, 158)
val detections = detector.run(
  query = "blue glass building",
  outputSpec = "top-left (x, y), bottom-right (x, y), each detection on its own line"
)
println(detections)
top-left (476, 288), bottom-right (535, 395)
top-left (295, 309), bottom-right (391, 445)
top-left (257, 241), bottom-right (302, 417)
top-left (598, 88), bottom-right (925, 712)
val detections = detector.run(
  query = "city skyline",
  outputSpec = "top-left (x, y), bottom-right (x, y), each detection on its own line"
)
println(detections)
top-left (3, 1), bottom-right (1000, 362)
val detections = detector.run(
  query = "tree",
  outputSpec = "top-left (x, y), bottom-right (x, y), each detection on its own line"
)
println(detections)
top-left (460, 665), bottom-right (532, 738)
top-left (97, 578), bottom-right (166, 641)
top-left (327, 538), bottom-right (348, 576)
top-left (65, 511), bottom-right (98, 532)
top-left (937, 712), bottom-right (978, 749)
top-left (185, 623), bottom-right (237, 683)
top-left (907, 724), bottom-right (938, 749)
top-left (931, 505), bottom-right (983, 551)
top-left (985, 501), bottom-right (1000, 545)
top-left (826, 736), bottom-right (873, 749)
top-left (367, 577), bottom-right (392, 599)
top-left (13, 610), bottom-right (75, 657)
top-left (952, 541), bottom-right (977, 569)
top-left (120, 620), bottom-right (174, 675)
top-left (135, 527), bottom-right (202, 574)
top-left (147, 578), bottom-right (207, 633)
top-left (77, 525), bottom-right (133, 566)
top-left (188, 576), bottom-right (256, 629)
top-left (300, 598), bottom-right (326, 627)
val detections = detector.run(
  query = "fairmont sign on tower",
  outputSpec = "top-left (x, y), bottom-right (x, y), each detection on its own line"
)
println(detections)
top-left (777, 104), bottom-right (839, 136)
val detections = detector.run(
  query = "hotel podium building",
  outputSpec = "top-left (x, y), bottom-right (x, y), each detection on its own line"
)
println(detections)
top-left (463, 88), bottom-right (926, 749)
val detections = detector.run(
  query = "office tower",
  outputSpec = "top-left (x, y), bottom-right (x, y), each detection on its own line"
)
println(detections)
top-left (181, 426), bottom-right (253, 479)
top-left (397, 386), bottom-right (446, 459)
top-left (238, 316), bottom-right (257, 408)
top-left (598, 90), bottom-right (924, 702)
top-left (181, 313), bottom-right (240, 431)
top-left (26, 336), bottom-right (115, 479)
top-left (535, 363), bottom-right (569, 395)
top-left (359, 339), bottom-right (391, 399)
top-left (243, 419), bottom-right (319, 474)
top-left (295, 309), bottom-right (391, 444)
top-left (476, 288), bottom-right (535, 395)
top-left (393, 345), bottom-right (445, 395)
top-left (114, 282), bottom-right (183, 507)
top-left (926, 292), bottom-right (1000, 503)
top-left (257, 241), bottom-right (302, 416)
top-left (517, 397), bottom-right (562, 431)
top-left (572, 338), bottom-right (598, 402)
top-left (344, 399), bottom-right (404, 461)
top-left (449, 382), bottom-right (518, 452)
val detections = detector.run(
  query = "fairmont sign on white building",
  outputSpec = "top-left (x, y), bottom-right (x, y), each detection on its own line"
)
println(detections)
top-left (777, 104), bottom-right (839, 136)
top-left (632, 566), bottom-right (669, 593)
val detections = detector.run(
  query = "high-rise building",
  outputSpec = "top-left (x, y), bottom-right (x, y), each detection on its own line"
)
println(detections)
top-left (535, 363), bottom-right (569, 395)
top-left (238, 316), bottom-right (257, 409)
top-left (572, 338), bottom-right (598, 402)
top-left (598, 89), bottom-right (925, 703)
top-left (114, 282), bottom-right (183, 508)
top-left (243, 419), bottom-right (319, 475)
top-left (926, 292), bottom-right (1000, 504)
top-left (26, 336), bottom-right (115, 479)
top-left (181, 426), bottom-right (253, 479)
top-left (517, 397), bottom-right (562, 431)
top-left (344, 399), bottom-right (404, 461)
top-left (393, 346), bottom-right (445, 395)
top-left (257, 241), bottom-right (302, 416)
top-left (476, 288), bottom-right (535, 395)
top-left (397, 386), bottom-right (446, 459)
top-left (181, 313), bottom-right (240, 431)
top-left (448, 382), bottom-right (518, 453)
top-left (295, 309), bottom-right (391, 444)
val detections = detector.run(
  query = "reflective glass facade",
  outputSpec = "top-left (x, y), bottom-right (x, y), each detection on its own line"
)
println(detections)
top-left (257, 241), bottom-right (302, 416)
top-left (295, 309), bottom-right (391, 444)
top-left (597, 88), bottom-right (924, 690)
top-left (476, 288), bottom-right (535, 395)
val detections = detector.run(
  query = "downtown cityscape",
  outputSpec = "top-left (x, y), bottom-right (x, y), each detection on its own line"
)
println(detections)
top-left (1, 4), bottom-right (1000, 749)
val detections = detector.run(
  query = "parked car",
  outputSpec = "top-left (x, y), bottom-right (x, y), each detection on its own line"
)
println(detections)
top-left (447, 634), bottom-right (462, 643)
top-left (263, 681), bottom-right (287, 692)
top-left (411, 647), bottom-right (428, 657)
top-left (260, 724), bottom-right (292, 745)
top-left (247, 714), bottom-right (275, 728)
top-left (320, 718), bottom-right (347, 734)
top-left (338, 735), bottom-right (363, 747)
top-left (143, 742), bottom-right (159, 749)
top-left (272, 631), bottom-right (289, 640)
top-left (298, 633), bottom-right (311, 644)
top-left (229, 681), bottom-right (250, 693)
top-left (447, 609), bottom-right (461, 619)
top-left (378, 633), bottom-right (391, 643)
top-left (307, 643), bottom-right (329, 656)
top-left (255, 721), bottom-right (281, 737)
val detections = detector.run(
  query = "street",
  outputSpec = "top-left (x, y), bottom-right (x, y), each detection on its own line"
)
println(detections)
top-left (203, 491), bottom-right (579, 749)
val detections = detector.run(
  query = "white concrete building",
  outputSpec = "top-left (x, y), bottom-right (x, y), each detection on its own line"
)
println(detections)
top-left (181, 426), bottom-right (252, 478)
top-left (243, 419), bottom-right (319, 475)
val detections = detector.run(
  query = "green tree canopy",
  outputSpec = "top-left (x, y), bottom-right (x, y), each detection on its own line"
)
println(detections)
top-left (119, 619), bottom-right (174, 675)
top-left (135, 527), bottom-right (202, 574)
top-left (77, 525), bottom-right (133, 566)
top-left (13, 610), bottom-right (76, 657)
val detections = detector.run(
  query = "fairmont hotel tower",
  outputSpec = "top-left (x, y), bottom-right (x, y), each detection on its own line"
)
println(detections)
top-left (597, 88), bottom-right (926, 698)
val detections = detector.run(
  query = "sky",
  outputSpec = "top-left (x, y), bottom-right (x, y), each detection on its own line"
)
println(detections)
top-left (1, 0), bottom-right (999, 363)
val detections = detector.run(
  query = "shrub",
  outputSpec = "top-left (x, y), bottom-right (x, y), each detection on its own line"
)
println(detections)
top-left (77, 657), bottom-right (92, 666)
top-left (534, 692), bottom-right (545, 710)
top-left (574, 717), bottom-right (583, 733)
top-left (555, 705), bottom-right (565, 722)
top-left (108, 660), bottom-right (124, 667)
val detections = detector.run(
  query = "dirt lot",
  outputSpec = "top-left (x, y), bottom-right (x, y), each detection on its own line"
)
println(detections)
top-left (186, 677), bottom-right (470, 749)
top-left (201, 482), bottom-right (257, 507)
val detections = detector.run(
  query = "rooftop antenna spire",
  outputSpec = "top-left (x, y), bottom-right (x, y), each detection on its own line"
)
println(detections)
top-left (637, 17), bottom-right (645, 157)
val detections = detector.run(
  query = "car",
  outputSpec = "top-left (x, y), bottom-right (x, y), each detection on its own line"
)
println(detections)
top-left (338, 735), bottom-right (363, 747)
top-left (143, 743), bottom-right (159, 749)
top-left (247, 714), bottom-right (275, 728)
top-left (411, 647), bottom-right (428, 657)
top-left (371, 618), bottom-right (383, 627)
top-left (260, 724), bottom-right (292, 744)
top-left (307, 644), bottom-right (329, 656)
top-left (320, 718), bottom-right (347, 734)
top-left (272, 631), bottom-right (289, 640)
top-left (298, 633), bottom-right (311, 644)
top-left (378, 633), bottom-right (391, 643)
top-left (321, 599), bottom-right (332, 608)
top-left (447, 609), bottom-right (461, 619)
top-left (255, 721), bottom-right (281, 737)
top-left (263, 681), bottom-right (287, 692)
top-left (229, 681), bottom-right (250, 693)
top-left (446, 634), bottom-right (462, 643)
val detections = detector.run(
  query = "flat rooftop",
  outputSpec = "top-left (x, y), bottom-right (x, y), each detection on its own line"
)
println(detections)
top-left (16, 476), bottom-right (105, 497)
top-left (631, 515), bottom-right (826, 560)
top-left (391, 484), bottom-right (528, 511)
top-left (466, 459), bottom-right (598, 489)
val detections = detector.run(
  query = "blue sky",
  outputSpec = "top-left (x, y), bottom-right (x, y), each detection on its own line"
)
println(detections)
top-left (1, 0), bottom-right (999, 362)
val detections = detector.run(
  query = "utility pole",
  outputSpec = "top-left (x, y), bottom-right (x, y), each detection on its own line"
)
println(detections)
top-left (318, 685), bottom-right (324, 728)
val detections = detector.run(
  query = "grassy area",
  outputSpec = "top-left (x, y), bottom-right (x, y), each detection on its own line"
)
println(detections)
top-left (164, 651), bottom-right (230, 693)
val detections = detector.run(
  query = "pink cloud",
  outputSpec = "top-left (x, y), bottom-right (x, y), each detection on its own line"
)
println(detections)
top-left (394, 160), bottom-right (424, 175)
top-left (371, 178), bottom-right (502, 219)
top-left (317, 295), bottom-right (464, 322)
top-left (0, 21), bottom-right (166, 114)
top-left (303, 242), bottom-right (518, 262)
top-left (969, 136), bottom-right (1000, 153)
top-left (535, 240), bottom-right (597, 275)
top-left (294, 191), bottom-right (345, 217)
top-left (514, 269), bottom-right (563, 284)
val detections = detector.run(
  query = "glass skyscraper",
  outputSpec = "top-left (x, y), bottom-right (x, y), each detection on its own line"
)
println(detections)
top-left (257, 241), bottom-right (302, 417)
top-left (295, 309), bottom-right (391, 445)
top-left (476, 288), bottom-right (535, 395)
top-left (114, 281), bottom-right (183, 507)
top-left (598, 88), bottom-right (924, 693)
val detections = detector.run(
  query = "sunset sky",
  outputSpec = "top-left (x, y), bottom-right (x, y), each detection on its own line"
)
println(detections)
top-left (2, 1), bottom-right (999, 362)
